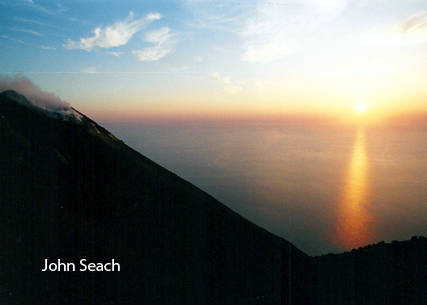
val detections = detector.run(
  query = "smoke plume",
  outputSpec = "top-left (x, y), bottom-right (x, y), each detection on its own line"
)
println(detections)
top-left (0, 75), bottom-right (81, 120)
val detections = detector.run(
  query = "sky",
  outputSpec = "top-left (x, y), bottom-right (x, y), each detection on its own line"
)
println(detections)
top-left (1, 0), bottom-right (426, 125)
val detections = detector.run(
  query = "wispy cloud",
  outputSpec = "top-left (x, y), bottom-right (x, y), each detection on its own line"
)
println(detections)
top-left (390, 10), bottom-right (427, 45)
top-left (242, 34), bottom-right (297, 63)
top-left (358, 10), bottom-right (427, 48)
top-left (10, 28), bottom-right (43, 36)
top-left (183, 0), bottom-right (247, 32)
top-left (241, 0), bottom-right (348, 63)
top-left (132, 27), bottom-right (177, 61)
top-left (82, 67), bottom-right (98, 73)
top-left (171, 66), bottom-right (189, 72)
top-left (37, 45), bottom-right (56, 50)
top-left (396, 10), bottom-right (427, 34)
top-left (105, 51), bottom-right (123, 57)
top-left (223, 84), bottom-right (242, 94)
top-left (13, 16), bottom-right (63, 31)
top-left (1, 35), bottom-right (23, 43)
top-left (64, 12), bottom-right (161, 51)
top-left (24, 1), bottom-right (68, 15)
top-left (194, 13), bottom-right (241, 32)
top-left (13, 17), bottom-right (47, 26)
top-left (210, 72), bottom-right (242, 94)
top-left (210, 71), bottom-right (231, 84)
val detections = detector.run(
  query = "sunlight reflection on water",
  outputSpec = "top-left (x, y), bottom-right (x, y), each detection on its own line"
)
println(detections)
top-left (329, 128), bottom-right (377, 250)
top-left (103, 123), bottom-right (427, 255)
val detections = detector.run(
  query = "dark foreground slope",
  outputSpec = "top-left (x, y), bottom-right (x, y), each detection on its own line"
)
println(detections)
top-left (0, 90), bottom-right (314, 304)
top-left (314, 237), bottom-right (427, 305)
top-left (2, 90), bottom-right (427, 305)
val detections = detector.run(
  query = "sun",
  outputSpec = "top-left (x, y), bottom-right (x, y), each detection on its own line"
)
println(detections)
top-left (357, 104), bottom-right (366, 112)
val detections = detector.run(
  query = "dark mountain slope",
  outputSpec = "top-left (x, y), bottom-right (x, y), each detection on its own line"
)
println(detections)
top-left (0, 90), bottom-right (314, 304)
top-left (313, 236), bottom-right (427, 305)
top-left (2, 90), bottom-right (427, 304)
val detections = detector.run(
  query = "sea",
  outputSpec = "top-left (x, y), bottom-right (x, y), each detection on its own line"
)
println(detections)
top-left (103, 122), bottom-right (427, 256)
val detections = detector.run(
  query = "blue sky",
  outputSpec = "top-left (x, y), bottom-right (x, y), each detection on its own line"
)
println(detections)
top-left (1, 0), bottom-right (427, 123)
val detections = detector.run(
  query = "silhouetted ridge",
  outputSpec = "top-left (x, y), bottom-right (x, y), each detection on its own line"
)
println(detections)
top-left (1, 90), bottom-right (426, 304)
top-left (0, 90), bottom-right (314, 304)
top-left (313, 236), bottom-right (427, 304)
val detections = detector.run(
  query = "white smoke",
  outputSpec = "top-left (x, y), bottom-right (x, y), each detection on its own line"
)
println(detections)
top-left (0, 75), bottom-right (82, 120)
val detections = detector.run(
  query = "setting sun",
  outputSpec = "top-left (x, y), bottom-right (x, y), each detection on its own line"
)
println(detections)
top-left (357, 104), bottom-right (366, 112)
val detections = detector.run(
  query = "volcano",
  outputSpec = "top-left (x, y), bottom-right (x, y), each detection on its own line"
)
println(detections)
top-left (1, 90), bottom-right (426, 304)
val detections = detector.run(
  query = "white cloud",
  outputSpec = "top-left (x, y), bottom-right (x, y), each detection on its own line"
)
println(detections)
top-left (391, 10), bottom-right (427, 45)
top-left (11, 28), bottom-right (42, 36)
top-left (146, 12), bottom-right (162, 21)
top-left (396, 10), bottom-right (427, 34)
top-left (26, 2), bottom-right (68, 15)
top-left (145, 27), bottom-right (172, 44)
top-left (210, 72), bottom-right (242, 94)
top-left (210, 72), bottom-right (231, 84)
top-left (64, 12), bottom-right (161, 51)
top-left (132, 27), bottom-right (177, 61)
top-left (105, 51), bottom-right (123, 57)
top-left (82, 67), bottom-right (97, 73)
top-left (242, 34), bottom-right (297, 63)
top-left (38, 45), bottom-right (56, 50)
top-left (224, 84), bottom-right (242, 94)
top-left (2, 35), bottom-right (24, 44)
top-left (241, 0), bottom-right (348, 63)
top-left (357, 10), bottom-right (427, 48)
top-left (170, 66), bottom-right (189, 72)
top-left (132, 46), bottom-right (170, 61)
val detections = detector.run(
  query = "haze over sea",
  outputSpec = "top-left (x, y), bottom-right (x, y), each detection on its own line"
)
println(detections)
top-left (103, 122), bottom-right (427, 256)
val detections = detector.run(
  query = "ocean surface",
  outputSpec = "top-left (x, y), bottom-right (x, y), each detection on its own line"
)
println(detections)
top-left (103, 122), bottom-right (427, 256)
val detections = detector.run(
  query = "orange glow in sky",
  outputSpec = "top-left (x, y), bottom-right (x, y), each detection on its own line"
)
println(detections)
top-left (1, 1), bottom-right (426, 125)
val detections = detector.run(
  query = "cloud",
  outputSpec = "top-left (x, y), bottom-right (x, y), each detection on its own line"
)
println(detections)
top-left (223, 84), bottom-right (242, 94)
top-left (241, 0), bottom-right (348, 63)
top-left (210, 72), bottom-right (231, 84)
top-left (183, 0), bottom-right (246, 33)
top-left (24, 1), bottom-right (68, 15)
top-left (11, 28), bottom-right (42, 36)
top-left (132, 27), bottom-right (177, 61)
top-left (37, 45), bottom-right (56, 50)
top-left (391, 10), bottom-right (427, 45)
top-left (210, 72), bottom-right (242, 94)
top-left (242, 34), bottom-right (297, 63)
top-left (391, 9), bottom-right (427, 45)
top-left (82, 67), bottom-right (97, 73)
top-left (105, 51), bottom-right (123, 57)
top-left (170, 66), bottom-right (189, 72)
top-left (64, 12), bottom-right (161, 51)
top-left (0, 75), bottom-right (80, 119)
top-left (1, 35), bottom-right (24, 43)
top-left (359, 10), bottom-right (427, 48)
top-left (396, 10), bottom-right (427, 34)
